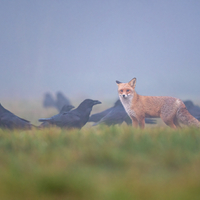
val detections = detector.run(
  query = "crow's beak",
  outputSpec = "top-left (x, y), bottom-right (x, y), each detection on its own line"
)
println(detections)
top-left (93, 100), bottom-right (102, 105)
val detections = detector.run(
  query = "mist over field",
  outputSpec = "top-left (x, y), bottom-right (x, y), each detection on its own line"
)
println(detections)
top-left (0, 1), bottom-right (200, 103)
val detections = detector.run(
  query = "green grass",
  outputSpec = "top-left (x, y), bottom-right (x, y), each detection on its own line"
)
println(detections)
top-left (0, 126), bottom-right (200, 200)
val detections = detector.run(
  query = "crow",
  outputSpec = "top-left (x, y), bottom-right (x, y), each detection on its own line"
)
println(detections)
top-left (55, 92), bottom-right (71, 111)
top-left (39, 104), bottom-right (75, 128)
top-left (183, 100), bottom-right (200, 120)
top-left (39, 99), bottom-right (101, 129)
top-left (42, 92), bottom-right (71, 112)
top-left (43, 92), bottom-right (55, 108)
top-left (0, 103), bottom-right (35, 129)
top-left (88, 107), bottom-right (113, 123)
top-left (90, 99), bottom-right (156, 126)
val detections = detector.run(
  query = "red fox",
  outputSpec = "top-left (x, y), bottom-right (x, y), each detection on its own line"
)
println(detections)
top-left (116, 78), bottom-right (200, 129)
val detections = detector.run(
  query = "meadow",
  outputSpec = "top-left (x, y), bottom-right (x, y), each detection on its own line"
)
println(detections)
top-left (1, 100), bottom-right (200, 200)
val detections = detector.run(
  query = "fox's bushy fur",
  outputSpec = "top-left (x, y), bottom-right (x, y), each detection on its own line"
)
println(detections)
top-left (116, 78), bottom-right (200, 129)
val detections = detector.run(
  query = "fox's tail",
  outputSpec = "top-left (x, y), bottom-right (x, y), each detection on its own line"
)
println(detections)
top-left (177, 106), bottom-right (200, 128)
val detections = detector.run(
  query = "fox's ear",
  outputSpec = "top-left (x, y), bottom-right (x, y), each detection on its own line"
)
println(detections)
top-left (116, 80), bottom-right (121, 85)
top-left (128, 78), bottom-right (136, 88)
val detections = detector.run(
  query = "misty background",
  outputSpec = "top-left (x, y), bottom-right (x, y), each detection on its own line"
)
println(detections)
top-left (1, 0), bottom-right (200, 103)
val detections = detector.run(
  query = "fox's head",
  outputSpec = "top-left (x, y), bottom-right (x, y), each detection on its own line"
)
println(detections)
top-left (116, 78), bottom-right (136, 100)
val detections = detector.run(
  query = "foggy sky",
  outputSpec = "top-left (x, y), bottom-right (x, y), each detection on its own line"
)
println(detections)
top-left (0, 0), bottom-right (200, 102)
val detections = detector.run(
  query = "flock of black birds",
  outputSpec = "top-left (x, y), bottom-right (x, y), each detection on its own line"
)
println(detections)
top-left (0, 91), bottom-right (200, 130)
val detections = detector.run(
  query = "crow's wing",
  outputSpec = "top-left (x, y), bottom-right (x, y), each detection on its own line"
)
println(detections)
top-left (53, 112), bottom-right (81, 128)
top-left (38, 108), bottom-right (75, 127)
top-left (88, 107), bottom-right (113, 122)
top-left (39, 121), bottom-right (53, 128)
top-left (0, 114), bottom-right (31, 129)
top-left (55, 92), bottom-right (71, 111)
top-left (93, 106), bottom-right (126, 126)
top-left (43, 93), bottom-right (55, 108)
top-left (59, 105), bottom-right (74, 113)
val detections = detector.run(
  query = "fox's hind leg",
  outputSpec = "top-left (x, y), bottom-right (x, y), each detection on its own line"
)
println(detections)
top-left (163, 119), bottom-right (177, 128)
top-left (160, 114), bottom-right (177, 129)
top-left (160, 108), bottom-right (178, 128)
top-left (173, 117), bottom-right (181, 128)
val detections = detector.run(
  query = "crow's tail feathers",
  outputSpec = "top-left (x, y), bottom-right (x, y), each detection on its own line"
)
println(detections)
top-left (38, 118), bottom-right (52, 122)
top-left (145, 118), bottom-right (157, 124)
top-left (92, 122), bottom-right (98, 126)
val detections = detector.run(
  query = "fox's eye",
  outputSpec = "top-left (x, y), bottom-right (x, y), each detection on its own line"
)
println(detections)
top-left (127, 89), bottom-right (130, 92)
top-left (120, 89), bottom-right (123, 93)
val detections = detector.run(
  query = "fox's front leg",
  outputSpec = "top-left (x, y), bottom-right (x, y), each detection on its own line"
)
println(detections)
top-left (131, 117), bottom-right (138, 128)
top-left (138, 117), bottom-right (145, 129)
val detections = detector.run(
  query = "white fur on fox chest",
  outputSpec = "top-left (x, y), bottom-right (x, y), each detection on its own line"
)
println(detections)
top-left (119, 95), bottom-right (136, 118)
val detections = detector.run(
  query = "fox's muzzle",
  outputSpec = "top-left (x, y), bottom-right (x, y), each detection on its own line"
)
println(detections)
top-left (122, 94), bottom-right (128, 98)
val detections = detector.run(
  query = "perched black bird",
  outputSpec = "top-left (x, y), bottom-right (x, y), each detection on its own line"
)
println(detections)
top-left (39, 99), bottom-right (101, 129)
top-left (90, 99), bottom-right (156, 126)
top-left (88, 107), bottom-right (113, 123)
top-left (39, 104), bottom-right (75, 128)
top-left (183, 100), bottom-right (200, 120)
top-left (0, 104), bottom-right (35, 129)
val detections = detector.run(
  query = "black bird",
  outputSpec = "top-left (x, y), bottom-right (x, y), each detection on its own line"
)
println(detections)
top-left (0, 104), bottom-right (35, 129)
top-left (39, 104), bottom-right (75, 128)
top-left (42, 92), bottom-right (71, 112)
top-left (55, 92), bottom-right (71, 111)
top-left (43, 92), bottom-right (55, 108)
top-left (39, 99), bottom-right (101, 129)
top-left (90, 99), bottom-right (156, 126)
top-left (89, 100), bottom-right (121, 124)
top-left (88, 107), bottom-right (113, 123)
top-left (183, 100), bottom-right (200, 120)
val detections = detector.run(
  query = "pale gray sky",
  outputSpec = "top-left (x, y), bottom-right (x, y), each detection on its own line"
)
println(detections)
top-left (0, 0), bottom-right (200, 102)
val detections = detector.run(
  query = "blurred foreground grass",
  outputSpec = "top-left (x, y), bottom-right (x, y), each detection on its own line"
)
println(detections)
top-left (0, 126), bottom-right (200, 200)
